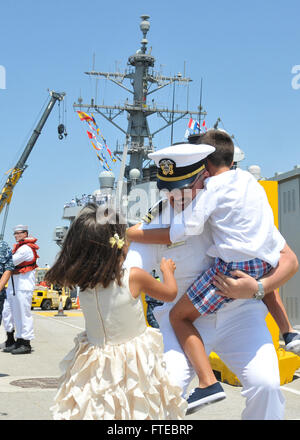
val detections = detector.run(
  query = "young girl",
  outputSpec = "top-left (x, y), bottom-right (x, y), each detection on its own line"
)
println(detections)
top-left (45, 204), bottom-right (187, 420)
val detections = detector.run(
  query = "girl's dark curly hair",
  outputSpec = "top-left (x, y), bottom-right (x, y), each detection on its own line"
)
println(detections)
top-left (45, 203), bottom-right (127, 290)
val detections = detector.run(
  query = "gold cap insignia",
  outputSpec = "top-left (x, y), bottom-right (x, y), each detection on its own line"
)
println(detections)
top-left (159, 159), bottom-right (175, 176)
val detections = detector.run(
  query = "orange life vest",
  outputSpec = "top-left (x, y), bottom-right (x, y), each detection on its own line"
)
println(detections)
top-left (12, 237), bottom-right (39, 275)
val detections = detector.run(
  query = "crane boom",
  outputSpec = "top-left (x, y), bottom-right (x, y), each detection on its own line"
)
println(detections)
top-left (0, 90), bottom-right (65, 238)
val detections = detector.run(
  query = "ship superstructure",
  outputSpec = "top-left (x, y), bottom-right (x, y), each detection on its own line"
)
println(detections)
top-left (55, 15), bottom-right (207, 244)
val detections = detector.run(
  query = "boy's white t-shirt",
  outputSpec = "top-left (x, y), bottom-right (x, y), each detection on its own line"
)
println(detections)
top-left (170, 168), bottom-right (285, 267)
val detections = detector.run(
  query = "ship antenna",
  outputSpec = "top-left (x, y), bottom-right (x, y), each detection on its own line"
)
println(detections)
top-left (199, 77), bottom-right (203, 130)
top-left (170, 80), bottom-right (175, 144)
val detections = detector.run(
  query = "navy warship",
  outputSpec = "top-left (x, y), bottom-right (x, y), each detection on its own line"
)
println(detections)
top-left (54, 14), bottom-right (247, 246)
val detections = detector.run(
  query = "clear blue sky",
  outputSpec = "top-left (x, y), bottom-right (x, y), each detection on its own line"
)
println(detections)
top-left (0, 0), bottom-right (299, 265)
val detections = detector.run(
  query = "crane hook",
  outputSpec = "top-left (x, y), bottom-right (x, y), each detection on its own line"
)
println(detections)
top-left (58, 123), bottom-right (65, 140)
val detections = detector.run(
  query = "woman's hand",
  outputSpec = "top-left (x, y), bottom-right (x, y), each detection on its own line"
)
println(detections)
top-left (212, 270), bottom-right (259, 299)
top-left (160, 257), bottom-right (176, 274)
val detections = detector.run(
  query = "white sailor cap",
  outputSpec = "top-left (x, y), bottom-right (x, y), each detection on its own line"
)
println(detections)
top-left (148, 143), bottom-right (215, 190)
top-left (13, 224), bottom-right (28, 233)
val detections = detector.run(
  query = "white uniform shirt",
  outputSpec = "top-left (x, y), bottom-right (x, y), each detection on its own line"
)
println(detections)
top-left (170, 169), bottom-right (285, 267)
top-left (7, 244), bottom-right (36, 292)
top-left (124, 202), bottom-right (214, 301)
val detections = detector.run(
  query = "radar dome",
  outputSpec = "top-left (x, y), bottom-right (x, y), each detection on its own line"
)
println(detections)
top-left (140, 16), bottom-right (150, 33)
top-left (233, 146), bottom-right (245, 163)
top-left (248, 165), bottom-right (261, 180)
top-left (99, 170), bottom-right (115, 189)
top-left (129, 168), bottom-right (141, 180)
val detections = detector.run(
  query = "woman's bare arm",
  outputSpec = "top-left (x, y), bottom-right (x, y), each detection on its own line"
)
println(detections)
top-left (129, 258), bottom-right (177, 301)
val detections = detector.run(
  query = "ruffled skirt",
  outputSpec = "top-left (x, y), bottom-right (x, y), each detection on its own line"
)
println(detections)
top-left (51, 328), bottom-right (187, 420)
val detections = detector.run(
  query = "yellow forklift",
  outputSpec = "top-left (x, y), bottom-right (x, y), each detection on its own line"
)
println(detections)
top-left (31, 267), bottom-right (76, 311)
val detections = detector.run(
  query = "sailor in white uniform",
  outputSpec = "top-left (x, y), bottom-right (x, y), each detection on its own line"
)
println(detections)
top-left (124, 140), bottom-right (295, 420)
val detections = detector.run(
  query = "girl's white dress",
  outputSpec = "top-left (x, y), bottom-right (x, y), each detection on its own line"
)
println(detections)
top-left (51, 268), bottom-right (187, 420)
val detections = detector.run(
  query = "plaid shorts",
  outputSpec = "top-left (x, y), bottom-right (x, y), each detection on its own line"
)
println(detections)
top-left (187, 257), bottom-right (272, 315)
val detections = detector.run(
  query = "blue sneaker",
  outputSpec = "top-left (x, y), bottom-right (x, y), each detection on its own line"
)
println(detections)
top-left (186, 382), bottom-right (226, 415)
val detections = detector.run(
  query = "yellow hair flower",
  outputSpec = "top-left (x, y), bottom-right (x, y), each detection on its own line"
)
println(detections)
top-left (109, 233), bottom-right (125, 249)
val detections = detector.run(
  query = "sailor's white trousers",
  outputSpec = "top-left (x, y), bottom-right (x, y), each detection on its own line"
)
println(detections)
top-left (2, 289), bottom-right (34, 340)
top-left (154, 298), bottom-right (285, 420)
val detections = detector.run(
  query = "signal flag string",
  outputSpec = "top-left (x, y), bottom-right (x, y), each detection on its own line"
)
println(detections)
top-left (76, 111), bottom-right (117, 171)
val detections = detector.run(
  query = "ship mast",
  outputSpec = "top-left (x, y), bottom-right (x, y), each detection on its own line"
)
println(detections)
top-left (73, 15), bottom-right (206, 190)
top-left (55, 15), bottom-right (208, 244)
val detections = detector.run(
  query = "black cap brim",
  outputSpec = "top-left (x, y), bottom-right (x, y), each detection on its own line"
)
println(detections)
top-left (156, 173), bottom-right (200, 191)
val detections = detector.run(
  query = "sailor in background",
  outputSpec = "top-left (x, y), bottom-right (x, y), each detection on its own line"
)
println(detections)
top-left (0, 241), bottom-right (14, 326)
top-left (2, 225), bottom-right (39, 354)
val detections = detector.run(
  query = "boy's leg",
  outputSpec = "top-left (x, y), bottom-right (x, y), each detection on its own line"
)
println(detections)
top-left (169, 293), bottom-right (226, 413)
top-left (263, 289), bottom-right (293, 334)
top-left (154, 303), bottom-right (196, 397)
top-left (169, 293), bottom-right (217, 388)
top-left (263, 290), bottom-right (300, 354)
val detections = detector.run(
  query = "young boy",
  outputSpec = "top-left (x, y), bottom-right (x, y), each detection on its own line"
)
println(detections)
top-left (127, 129), bottom-right (300, 414)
